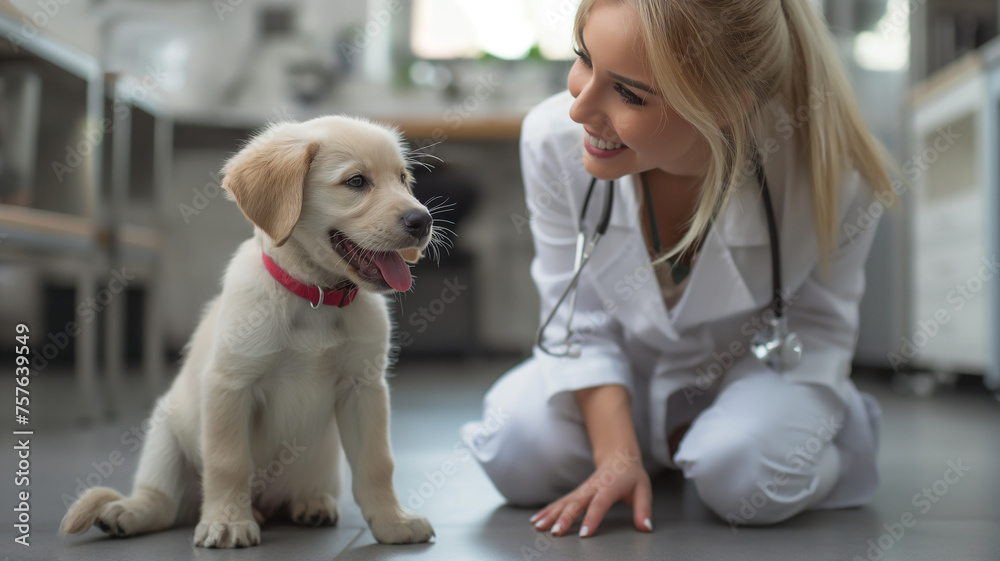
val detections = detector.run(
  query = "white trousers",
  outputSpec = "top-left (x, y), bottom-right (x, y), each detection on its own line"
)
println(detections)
top-left (461, 358), bottom-right (881, 526)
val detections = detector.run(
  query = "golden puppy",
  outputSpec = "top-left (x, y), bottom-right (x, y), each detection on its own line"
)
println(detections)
top-left (61, 116), bottom-right (435, 547)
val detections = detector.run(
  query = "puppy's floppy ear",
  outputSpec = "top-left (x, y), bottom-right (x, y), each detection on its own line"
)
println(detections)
top-left (398, 248), bottom-right (422, 264)
top-left (222, 125), bottom-right (319, 247)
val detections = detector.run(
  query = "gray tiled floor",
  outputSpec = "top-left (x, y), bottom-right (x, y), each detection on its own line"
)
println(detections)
top-left (2, 358), bottom-right (999, 560)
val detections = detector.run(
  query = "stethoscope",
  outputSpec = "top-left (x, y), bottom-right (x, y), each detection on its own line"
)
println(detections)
top-left (535, 158), bottom-right (803, 373)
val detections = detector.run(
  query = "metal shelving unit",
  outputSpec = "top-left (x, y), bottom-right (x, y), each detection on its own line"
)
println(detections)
top-left (0, 11), bottom-right (106, 421)
top-left (0, 10), bottom-right (171, 420)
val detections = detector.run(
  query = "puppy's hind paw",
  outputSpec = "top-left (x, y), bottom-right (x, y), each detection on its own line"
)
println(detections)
top-left (369, 510), bottom-right (434, 545)
top-left (289, 493), bottom-right (340, 527)
top-left (94, 499), bottom-right (147, 537)
top-left (60, 487), bottom-right (124, 535)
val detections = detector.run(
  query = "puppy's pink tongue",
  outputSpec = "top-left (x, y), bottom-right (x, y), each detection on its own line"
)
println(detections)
top-left (372, 251), bottom-right (412, 292)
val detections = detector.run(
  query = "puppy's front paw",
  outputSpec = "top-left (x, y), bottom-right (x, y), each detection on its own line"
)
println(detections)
top-left (193, 517), bottom-right (260, 548)
top-left (289, 493), bottom-right (340, 527)
top-left (369, 509), bottom-right (434, 544)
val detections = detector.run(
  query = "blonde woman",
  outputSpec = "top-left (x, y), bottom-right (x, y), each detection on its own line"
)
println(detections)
top-left (461, 0), bottom-right (896, 538)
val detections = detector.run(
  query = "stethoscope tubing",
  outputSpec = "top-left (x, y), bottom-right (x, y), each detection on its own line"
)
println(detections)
top-left (756, 161), bottom-right (784, 319)
top-left (536, 159), bottom-right (791, 364)
top-left (535, 177), bottom-right (613, 357)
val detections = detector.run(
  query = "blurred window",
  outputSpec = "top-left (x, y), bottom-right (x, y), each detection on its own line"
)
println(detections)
top-left (410, 0), bottom-right (580, 60)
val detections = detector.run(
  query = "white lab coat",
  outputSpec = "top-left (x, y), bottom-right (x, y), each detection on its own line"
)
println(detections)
top-left (463, 91), bottom-right (881, 515)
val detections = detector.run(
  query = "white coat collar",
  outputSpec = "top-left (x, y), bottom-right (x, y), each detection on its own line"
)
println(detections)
top-left (584, 152), bottom-right (779, 344)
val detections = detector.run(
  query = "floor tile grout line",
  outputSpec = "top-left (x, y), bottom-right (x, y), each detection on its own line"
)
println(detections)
top-left (331, 528), bottom-right (366, 560)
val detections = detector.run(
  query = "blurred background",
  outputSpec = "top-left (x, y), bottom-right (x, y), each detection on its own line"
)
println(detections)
top-left (1, 1), bottom-right (1000, 559)
top-left (0, 0), bottom-right (997, 426)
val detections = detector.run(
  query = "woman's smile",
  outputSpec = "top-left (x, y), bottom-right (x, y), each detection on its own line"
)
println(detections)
top-left (584, 129), bottom-right (628, 158)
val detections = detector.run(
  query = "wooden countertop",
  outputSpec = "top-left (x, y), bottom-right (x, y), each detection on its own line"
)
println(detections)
top-left (175, 109), bottom-right (526, 142)
top-left (0, 204), bottom-right (163, 252)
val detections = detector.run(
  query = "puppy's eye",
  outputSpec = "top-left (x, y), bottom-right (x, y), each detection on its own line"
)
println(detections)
top-left (400, 173), bottom-right (407, 184)
top-left (345, 175), bottom-right (367, 188)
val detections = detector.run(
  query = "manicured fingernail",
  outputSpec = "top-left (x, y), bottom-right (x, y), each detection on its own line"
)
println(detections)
top-left (644, 518), bottom-right (652, 531)
top-left (579, 525), bottom-right (590, 538)
top-left (534, 519), bottom-right (546, 529)
top-left (551, 523), bottom-right (561, 535)
top-left (530, 513), bottom-right (540, 523)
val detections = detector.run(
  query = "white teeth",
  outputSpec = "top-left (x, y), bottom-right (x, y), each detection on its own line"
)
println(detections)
top-left (587, 133), bottom-right (623, 151)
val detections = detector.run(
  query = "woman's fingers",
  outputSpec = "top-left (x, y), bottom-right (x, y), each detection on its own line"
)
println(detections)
top-left (551, 499), bottom-right (586, 536)
top-left (531, 469), bottom-right (654, 538)
top-left (531, 502), bottom-right (560, 530)
top-left (632, 476), bottom-right (653, 533)
top-left (546, 483), bottom-right (596, 536)
top-left (578, 489), bottom-right (616, 538)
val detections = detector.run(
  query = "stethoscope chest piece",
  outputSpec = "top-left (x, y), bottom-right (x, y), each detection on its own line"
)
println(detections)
top-left (749, 315), bottom-right (803, 372)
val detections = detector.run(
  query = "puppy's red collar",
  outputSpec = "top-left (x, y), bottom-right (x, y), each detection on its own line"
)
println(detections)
top-left (262, 252), bottom-right (358, 308)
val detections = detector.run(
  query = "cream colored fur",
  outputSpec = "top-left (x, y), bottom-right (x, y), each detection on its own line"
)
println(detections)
top-left (60, 115), bottom-right (435, 548)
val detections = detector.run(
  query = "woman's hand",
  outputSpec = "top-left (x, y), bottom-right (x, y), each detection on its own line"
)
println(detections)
top-left (532, 384), bottom-right (652, 537)
top-left (530, 450), bottom-right (652, 537)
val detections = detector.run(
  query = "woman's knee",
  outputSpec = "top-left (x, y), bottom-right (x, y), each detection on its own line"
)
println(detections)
top-left (463, 409), bottom-right (591, 505)
top-left (674, 416), bottom-right (839, 526)
top-left (462, 368), bottom-right (593, 506)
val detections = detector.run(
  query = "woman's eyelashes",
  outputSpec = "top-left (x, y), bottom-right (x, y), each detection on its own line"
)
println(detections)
top-left (573, 48), bottom-right (645, 107)
top-left (614, 84), bottom-right (644, 106)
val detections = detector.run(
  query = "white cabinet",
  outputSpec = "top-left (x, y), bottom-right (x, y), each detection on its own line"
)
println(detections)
top-left (909, 51), bottom-right (999, 386)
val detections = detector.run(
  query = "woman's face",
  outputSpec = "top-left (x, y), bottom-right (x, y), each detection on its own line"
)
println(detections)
top-left (567, 1), bottom-right (711, 181)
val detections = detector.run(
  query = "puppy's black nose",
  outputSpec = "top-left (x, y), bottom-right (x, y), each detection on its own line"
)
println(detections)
top-left (402, 209), bottom-right (432, 239)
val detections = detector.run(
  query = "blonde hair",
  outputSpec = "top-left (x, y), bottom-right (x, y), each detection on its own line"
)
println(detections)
top-left (573, 0), bottom-right (897, 273)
